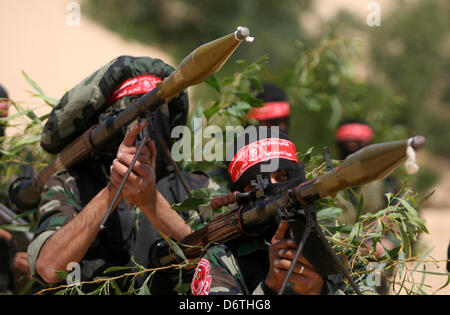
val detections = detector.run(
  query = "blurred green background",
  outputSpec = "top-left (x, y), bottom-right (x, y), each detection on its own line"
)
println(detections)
top-left (85, 0), bottom-right (449, 191)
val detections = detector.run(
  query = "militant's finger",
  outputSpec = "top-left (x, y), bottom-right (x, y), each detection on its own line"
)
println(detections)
top-left (148, 140), bottom-right (157, 167)
top-left (116, 153), bottom-right (152, 173)
top-left (122, 121), bottom-right (147, 147)
top-left (273, 259), bottom-right (317, 279)
top-left (271, 221), bottom-right (290, 243)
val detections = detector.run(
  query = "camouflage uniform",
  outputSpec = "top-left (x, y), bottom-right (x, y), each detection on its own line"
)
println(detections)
top-left (190, 236), bottom-right (354, 295)
top-left (27, 55), bottom-right (190, 285)
top-left (189, 126), bottom-right (374, 296)
top-left (27, 164), bottom-right (138, 284)
top-left (131, 167), bottom-right (226, 294)
top-left (40, 56), bottom-right (187, 155)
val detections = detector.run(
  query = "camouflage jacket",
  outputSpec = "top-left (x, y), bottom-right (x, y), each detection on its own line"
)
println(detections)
top-left (190, 238), bottom-right (366, 295)
top-left (27, 162), bottom-right (138, 283)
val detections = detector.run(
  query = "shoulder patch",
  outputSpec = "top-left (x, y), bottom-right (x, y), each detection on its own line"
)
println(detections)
top-left (191, 258), bottom-right (212, 295)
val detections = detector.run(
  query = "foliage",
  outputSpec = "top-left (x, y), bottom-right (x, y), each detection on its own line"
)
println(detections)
top-left (284, 37), bottom-right (408, 157)
top-left (0, 72), bottom-right (55, 214)
top-left (85, 0), bottom-right (311, 76)
top-left (178, 55), bottom-right (267, 175)
top-left (1, 41), bottom-right (447, 295)
top-left (368, 0), bottom-right (450, 156)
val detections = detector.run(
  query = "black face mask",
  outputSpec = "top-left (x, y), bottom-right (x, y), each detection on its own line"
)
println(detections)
top-left (264, 163), bottom-right (306, 196)
top-left (337, 140), bottom-right (367, 160)
top-left (233, 161), bottom-right (306, 197)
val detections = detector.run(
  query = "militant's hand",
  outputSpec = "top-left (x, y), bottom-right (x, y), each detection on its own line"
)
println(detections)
top-left (110, 121), bottom-right (157, 209)
top-left (265, 221), bottom-right (324, 295)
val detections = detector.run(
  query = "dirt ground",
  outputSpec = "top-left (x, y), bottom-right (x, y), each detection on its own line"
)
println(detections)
top-left (1, 0), bottom-right (448, 295)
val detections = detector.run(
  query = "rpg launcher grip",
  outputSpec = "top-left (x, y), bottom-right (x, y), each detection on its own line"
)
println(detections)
top-left (9, 27), bottom-right (253, 212)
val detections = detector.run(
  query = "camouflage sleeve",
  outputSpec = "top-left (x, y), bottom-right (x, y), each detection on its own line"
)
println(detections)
top-left (27, 170), bottom-right (82, 277)
top-left (190, 243), bottom-right (276, 295)
top-left (322, 272), bottom-right (379, 295)
top-left (190, 244), bottom-right (368, 295)
top-left (190, 244), bottom-right (251, 295)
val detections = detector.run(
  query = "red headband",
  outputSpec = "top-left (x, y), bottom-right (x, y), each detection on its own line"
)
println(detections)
top-left (106, 74), bottom-right (162, 104)
top-left (228, 138), bottom-right (298, 182)
top-left (0, 99), bottom-right (9, 117)
top-left (335, 123), bottom-right (373, 142)
top-left (249, 101), bottom-right (290, 121)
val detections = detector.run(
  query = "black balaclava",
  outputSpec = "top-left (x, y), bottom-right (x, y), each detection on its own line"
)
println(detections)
top-left (335, 118), bottom-right (374, 160)
top-left (250, 82), bottom-right (290, 134)
top-left (226, 126), bottom-right (305, 194)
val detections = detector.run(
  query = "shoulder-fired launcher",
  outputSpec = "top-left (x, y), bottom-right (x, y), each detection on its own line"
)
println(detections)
top-left (9, 27), bottom-right (253, 212)
top-left (151, 136), bottom-right (426, 276)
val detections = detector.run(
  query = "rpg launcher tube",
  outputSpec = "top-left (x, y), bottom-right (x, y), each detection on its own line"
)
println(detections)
top-left (157, 26), bottom-right (253, 102)
top-left (295, 136), bottom-right (426, 202)
top-left (90, 26), bottom-right (253, 151)
top-left (9, 27), bottom-right (253, 211)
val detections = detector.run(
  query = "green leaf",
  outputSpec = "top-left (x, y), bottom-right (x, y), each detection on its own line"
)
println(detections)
top-left (191, 188), bottom-right (212, 199)
top-left (177, 268), bottom-right (184, 295)
top-left (130, 256), bottom-right (146, 271)
top-left (204, 76), bottom-right (220, 93)
top-left (385, 192), bottom-right (393, 204)
top-left (354, 194), bottom-right (364, 223)
top-left (248, 77), bottom-right (263, 93)
top-left (317, 207), bottom-right (343, 221)
top-left (159, 232), bottom-right (187, 262)
top-left (349, 222), bottom-right (361, 243)
top-left (103, 266), bottom-right (137, 274)
top-left (203, 101), bottom-right (221, 120)
top-left (415, 270), bottom-right (450, 277)
top-left (398, 198), bottom-right (419, 217)
top-left (109, 280), bottom-right (122, 295)
top-left (138, 271), bottom-right (156, 295)
top-left (22, 71), bottom-right (46, 96)
top-left (13, 135), bottom-right (41, 148)
top-left (233, 92), bottom-right (263, 108)
top-left (54, 270), bottom-right (68, 281)
top-left (225, 102), bottom-right (251, 117)
top-left (0, 224), bottom-right (31, 233)
top-left (75, 287), bottom-right (86, 295)
top-left (22, 71), bottom-right (59, 105)
top-left (171, 197), bottom-right (209, 212)
top-left (327, 224), bottom-right (354, 234)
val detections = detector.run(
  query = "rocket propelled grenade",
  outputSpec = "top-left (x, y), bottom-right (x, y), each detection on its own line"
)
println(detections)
top-left (295, 136), bottom-right (426, 202)
top-left (9, 27), bottom-right (253, 212)
top-left (91, 26), bottom-right (253, 149)
top-left (149, 136), bottom-right (427, 275)
top-left (157, 26), bottom-right (253, 102)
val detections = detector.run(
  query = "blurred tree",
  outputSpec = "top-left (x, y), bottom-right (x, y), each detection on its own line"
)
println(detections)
top-left (284, 37), bottom-right (407, 157)
top-left (369, 0), bottom-right (450, 156)
top-left (86, 0), bottom-right (313, 76)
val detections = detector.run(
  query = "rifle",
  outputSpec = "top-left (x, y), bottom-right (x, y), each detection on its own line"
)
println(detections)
top-left (150, 136), bottom-right (426, 294)
top-left (9, 27), bottom-right (253, 212)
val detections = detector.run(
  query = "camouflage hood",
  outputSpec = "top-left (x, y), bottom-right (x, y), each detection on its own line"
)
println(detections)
top-left (41, 55), bottom-right (188, 154)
